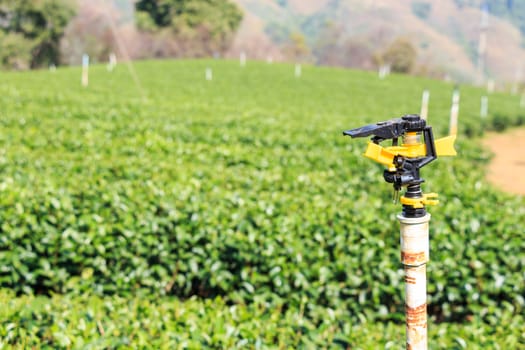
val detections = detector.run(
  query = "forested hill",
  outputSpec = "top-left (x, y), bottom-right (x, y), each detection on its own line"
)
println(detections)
top-left (474, 0), bottom-right (525, 35)
top-left (106, 0), bottom-right (525, 82)
top-left (229, 0), bottom-right (525, 83)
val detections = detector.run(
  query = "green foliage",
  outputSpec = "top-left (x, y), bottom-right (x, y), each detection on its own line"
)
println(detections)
top-left (1, 289), bottom-right (523, 349)
top-left (491, 113), bottom-right (513, 131)
top-left (135, 0), bottom-right (243, 52)
top-left (0, 0), bottom-right (75, 69)
top-left (134, 0), bottom-right (243, 57)
top-left (0, 32), bottom-right (33, 70)
top-left (0, 60), bottom-right (524, 346)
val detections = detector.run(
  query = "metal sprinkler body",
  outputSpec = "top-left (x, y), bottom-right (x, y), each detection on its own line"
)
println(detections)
top-left (343, 114), bottom-right (456, 350)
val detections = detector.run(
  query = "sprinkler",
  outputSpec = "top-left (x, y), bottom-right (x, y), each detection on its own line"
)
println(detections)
top-left (343, 114), bottom-right (456, 350)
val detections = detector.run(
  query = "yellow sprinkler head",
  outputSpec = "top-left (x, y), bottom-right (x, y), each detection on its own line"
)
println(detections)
top-left (343, 114), bottom-right (456, 217)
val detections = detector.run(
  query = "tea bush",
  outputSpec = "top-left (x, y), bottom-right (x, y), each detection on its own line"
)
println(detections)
top-left (0, 60), bottom-right (523, 347)
top-left (1, 289), bottom-right (523, 349)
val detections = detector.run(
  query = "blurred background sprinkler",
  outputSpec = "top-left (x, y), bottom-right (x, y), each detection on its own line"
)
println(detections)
top-left (344, 114), bottom-right (456, 350)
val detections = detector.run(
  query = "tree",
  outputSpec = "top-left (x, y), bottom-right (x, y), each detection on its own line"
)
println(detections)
top-left (134, 0), bottom-right (243, 57)
top-left (377, 38), bottom-right (417, 74)
top-left (0, 32), bottom-right (32, 69)
top-left (0, 0), bottom-right (76, 69)
top-left (283, 32), bottom-right (310, 62)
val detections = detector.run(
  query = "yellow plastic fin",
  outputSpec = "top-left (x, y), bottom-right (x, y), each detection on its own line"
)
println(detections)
top-left (364, 135), bottom-right (456, 169)
top-left (400, 192), bottom-right (439, 208)
top-left (411, 135), bottom-right (457, 157)
top-left (364, 142), bottom-right (396, 167)
top-left (435, 135), bottom-right (457, 156)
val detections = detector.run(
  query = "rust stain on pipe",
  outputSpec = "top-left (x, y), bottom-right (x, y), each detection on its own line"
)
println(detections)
top-left (405, 276), bottom-right (417, 284)
top-left (406, 304), bottom-right (427, 327)
top-left (406, 314), bottom-right (427, 349)
top-left (404, 265), bottom-right (428, 350)
top-left (399, 214), bottom-right (430, 350)
top-left (401, 251), bottom-right (426, 265)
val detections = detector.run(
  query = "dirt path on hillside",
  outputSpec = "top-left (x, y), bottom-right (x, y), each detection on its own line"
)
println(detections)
top-left (482, 128), bottom-right (525, 196)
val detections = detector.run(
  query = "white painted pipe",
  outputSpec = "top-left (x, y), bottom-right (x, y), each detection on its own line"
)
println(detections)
top-left (107, 52), bottom-right (117, 72)
top-left (449, 90), bottom-right (460, 135)
top-left (295, 64), bottom-right (302, 78)
top-left (480, 96), bottom-right (488, 118)
top-left (420, 90), bottom-right (430, 121)
top-left (378, 64), bottom-right (391, 79)
top-left (240, 52), bottom-right (246, 67)
top-left (398, 213), bottom-right (430, 350)
top-left (82, 54), bottom-right (89, 87)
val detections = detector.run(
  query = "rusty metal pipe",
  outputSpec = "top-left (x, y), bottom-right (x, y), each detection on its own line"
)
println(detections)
top-left (398, 213), bottom-right (430, 350)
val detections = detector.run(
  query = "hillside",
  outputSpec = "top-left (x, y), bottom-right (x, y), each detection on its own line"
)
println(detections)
top-left (93, 0), bottom-right (525, 83)
top-left (230, 0), bottom-right (525, 83)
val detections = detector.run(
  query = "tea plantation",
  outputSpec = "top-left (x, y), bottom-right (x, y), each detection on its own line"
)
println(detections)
top-left (0, 60), bottom-right (524, 349)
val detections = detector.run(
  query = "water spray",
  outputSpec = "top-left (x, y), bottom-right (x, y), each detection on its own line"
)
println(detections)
top-left (343, 114), bottom-right (456, 349)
